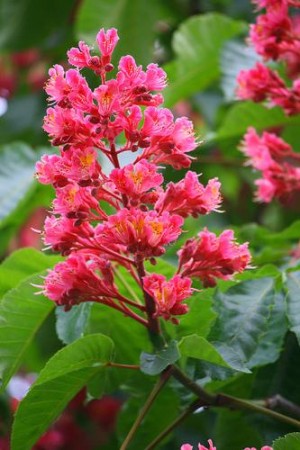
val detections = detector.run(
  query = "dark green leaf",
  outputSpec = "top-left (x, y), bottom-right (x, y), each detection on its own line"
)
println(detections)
top-left (215, 411), bottom-right (263, 450)
top-left (55, 303), bottom-right (92, 345)
top-left (210, 278), bottom-right (276, 366)
top-left (11, 334), bottom-right (114, 450)
top-left (0, 0), bottom-right (76, 50)
top-left (140, 340), bottom-right (180, 375)
top-left (164, 14), bottom-right (245, 106)
top-left (273, 433), bottom-right (300, 450)
top-left (0, 273), bottom-right (54, 389)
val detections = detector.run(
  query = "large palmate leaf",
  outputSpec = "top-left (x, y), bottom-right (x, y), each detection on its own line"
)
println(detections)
top-left (0, 273), bottom-right (55, 389)
top-left (163, 13), bottom-right (246, 106)
top-left (210, 278), bottom-right (277, 367)
top-left (0, 248), bottom-right (61, 298)
top-left (76, 0), bottom-right (176, 66)
top-left (0, 142), bottom-right (49, 225)
top-left (11, 334), bottom-right (114, 450)
top-left (286, 271), bottom-right (300, 344)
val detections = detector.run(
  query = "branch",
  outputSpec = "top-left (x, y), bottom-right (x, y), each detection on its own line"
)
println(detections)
top-left (120, 367), bottom-right (173, 450)
top-left (145, 399), bottom-right (204, 450)
top-left (172, 365), bottom-right (300, 429)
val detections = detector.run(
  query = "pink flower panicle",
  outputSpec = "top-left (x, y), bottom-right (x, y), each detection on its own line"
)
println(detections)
top-left (241, 127), bottom-right (300, 203)
top-left (37, 28), bottom-right (250, 324)
top-left (238, 0), bottom-right (300, 203)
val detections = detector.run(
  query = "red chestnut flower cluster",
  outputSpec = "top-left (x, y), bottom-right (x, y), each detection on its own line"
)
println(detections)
top-left (237, 0), bottom-right (300, 203)
top-left (36, 29), bottom-right (251, 326)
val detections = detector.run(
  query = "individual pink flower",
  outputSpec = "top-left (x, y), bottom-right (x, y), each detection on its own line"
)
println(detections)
top-left (43, 253), bottom-right (118, 309)
top-left (95, 208), bottom-right (183, 257)
top-left (45, 65), bottom-right (93, 111)
top-left (43, 216), bottom-right (94, 255)
top-left (96, 28), bottom-right (119, 58)
top-left (52, 183), bottom-right (103, 219)
top-left (110, 160), bottom-right (163, 203)
top-left (143, 274), bottom-right (192, 321)
top-left (178, 229), bottom-right (251, 287)
top-left (155, 171), bottom-right (221, 217)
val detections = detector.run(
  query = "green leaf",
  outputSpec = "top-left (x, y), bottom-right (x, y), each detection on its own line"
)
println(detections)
top-left (11, 334), bottom-right (114, 450)
top-left (248, 290), bottom-right (287, 368)
top-left (216, 102), bottom-right (300, 141)
top-left (140, 340), bottom-right (180, 375)
top-left (164, 13), bottom-right (245, 106)
top-left (178, 334), bottom-right (232, 369)
top-left (175, 289), bottom-right (217, 339)
top-left (273, 433), bottom-right (300, 450)
top-left (0, 142), bottom-right (49, 226)
top-left (76, 0), bottom-right (175, 66)
top-left (286, 271), bottom-right (300, 344)
top-left (55, 303), bottom-right (92, 345)
top-left (0, 0), bottom-right (76, 50)
top-left (0, 273), bottom-right (55, 389)
top-left (210, 278), bottom-right (276, 366)
top-left (0, 248), bottom-right (61, 298)
top-left (220, 40), bottom-right (259, 102)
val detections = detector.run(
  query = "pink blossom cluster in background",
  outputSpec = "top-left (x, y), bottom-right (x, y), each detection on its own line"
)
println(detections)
top-left (181, 440), bottom-right (273, 450)
top-left (0, 376), bottom-right (121, 449)
top-left (237, 0), bottom-right (300, 115)
top-left (36, 28), bottom-right (251, 324)
top-left (237, 0), bottom-right (300, 203)
top-left (241, 127), bottom-right (300, 202)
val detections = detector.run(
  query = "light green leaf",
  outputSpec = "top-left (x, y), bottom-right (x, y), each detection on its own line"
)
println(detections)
top-left (0, 273), bottom-right (55, 389)
top-left (273, 433), bottom-right (300, 450)
top-left (55, 303), bottom-right (92, 345)
top-left (140, 340), bottom-right (180, 376)
top-left (178, 334), bottom-right (231, 368)
top-left (11, 334), bottom-right (114, 450)
top-left (164, 14), bottom-right (245, 106)
top-left (216, 102), bottom-right (300, 141)
top-left (286, 271), bottom-right (300, 344)
top-left (0, 142), bottom-right (49, 226)
top-left (0, 248), bottom-right (61, 298)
